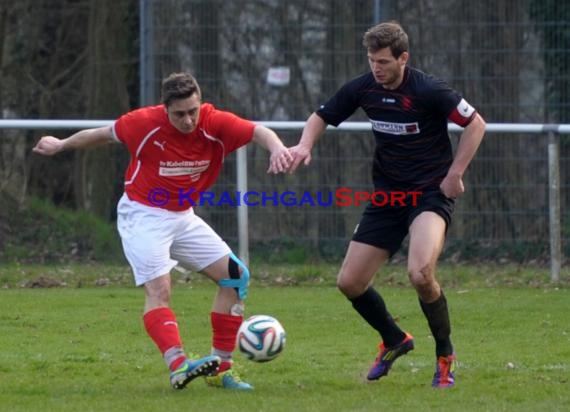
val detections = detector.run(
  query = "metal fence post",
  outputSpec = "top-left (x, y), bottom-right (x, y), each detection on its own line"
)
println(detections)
top-left (139, 0), bottom-right (155, 106)
top-left (236, 146), bottom-right (249, 266)
top-left (548, 131), bottom-right (561, 282)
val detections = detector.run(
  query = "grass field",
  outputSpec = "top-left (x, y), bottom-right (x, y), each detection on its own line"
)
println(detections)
top-left (0, 263), bottom-right (568, 412)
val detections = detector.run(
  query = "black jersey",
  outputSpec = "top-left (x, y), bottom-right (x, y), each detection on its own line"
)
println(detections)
top-left (317, 67), bottom-right (470, 191)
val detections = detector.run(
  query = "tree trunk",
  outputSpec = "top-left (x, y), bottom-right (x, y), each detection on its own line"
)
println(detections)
top-left (0, 4), bottom-right (28, 208)
top-left (73, 0), bottom-right (131, 219)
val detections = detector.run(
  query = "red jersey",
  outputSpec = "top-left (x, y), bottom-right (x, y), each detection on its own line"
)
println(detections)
top-left (112, 103), bottom-right (255, 211)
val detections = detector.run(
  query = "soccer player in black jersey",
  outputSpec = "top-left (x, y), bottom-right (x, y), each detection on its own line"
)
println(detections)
top-left (287, 21), bottom-right (486, 388)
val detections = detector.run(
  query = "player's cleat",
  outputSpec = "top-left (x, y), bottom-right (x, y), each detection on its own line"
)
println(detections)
top-left (205, 368), bottom-right (253, 390)
top-left (432, 354), bottom-right (456, 388)
top-left (367, 332), bottom-right (415, 380)
top-left (170, 355), bottom-right (221, 389)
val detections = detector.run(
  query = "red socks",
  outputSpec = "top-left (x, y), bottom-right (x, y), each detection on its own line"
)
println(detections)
top-left (144, 307), bottom-right (185, 371)
top-left (211, 312), bottom-right (243, 372)
top-left (143, 308), bottom-right (243, 373)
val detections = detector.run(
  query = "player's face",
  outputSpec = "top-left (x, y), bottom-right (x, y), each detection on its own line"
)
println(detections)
top-left (166, 94), bottom-right (201, 134)
top-left (367, 48), bottom-right (408, 89)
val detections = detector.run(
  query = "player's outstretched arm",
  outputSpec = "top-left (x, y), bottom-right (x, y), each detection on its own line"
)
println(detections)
top-left (287, 112), bottom-right (327, 174)
top-left (251, 125), bottom-right (292, 174)
top-left (32, 126), bottom-right (115, 156)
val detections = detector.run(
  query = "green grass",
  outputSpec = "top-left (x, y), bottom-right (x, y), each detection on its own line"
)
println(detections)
top-left (0, 265), bottom-right (569, 412)
top-left (1, 260), bottom-right (569, 289)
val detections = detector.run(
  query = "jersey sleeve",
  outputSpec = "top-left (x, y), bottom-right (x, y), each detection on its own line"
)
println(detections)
top-left (424, 78), bottom-right (476, 127)
top-left (112, 108), bottom-right (148, 150)
top-left (112, 111), bottom-right (136, 144)
top-left (202, 105), bottom-right (256, 154)
top-left (316, 78), bottom-right (362, 126)
top-left (447, 98), bottom-right (477, 127)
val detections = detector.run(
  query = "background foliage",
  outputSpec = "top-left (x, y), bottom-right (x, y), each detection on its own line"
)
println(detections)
top-left (0, 0), bottom-right (569, 263)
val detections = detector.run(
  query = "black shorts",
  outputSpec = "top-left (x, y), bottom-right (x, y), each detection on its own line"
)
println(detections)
top-left (351, 190), bottom-right (455, 256)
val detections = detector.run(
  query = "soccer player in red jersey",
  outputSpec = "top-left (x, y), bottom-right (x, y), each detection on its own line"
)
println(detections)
top-left (33, 72), bottom-right (292, 390)
top-left (287, 22), bottom-right (486, 388)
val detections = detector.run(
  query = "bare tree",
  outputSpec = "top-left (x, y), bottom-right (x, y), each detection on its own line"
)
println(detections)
top-left (73, 0), bottom-right (133, 219)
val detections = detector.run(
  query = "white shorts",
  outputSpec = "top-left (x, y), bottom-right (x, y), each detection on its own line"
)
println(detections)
top-left (117, 194), bottom-right (231, 286)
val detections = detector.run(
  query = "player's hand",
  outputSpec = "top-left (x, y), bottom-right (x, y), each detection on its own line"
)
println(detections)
top-left (32, 136), bottom-right (65, 156)
top-left (439, 173), bottom-right (464, 199)
top-left (267, 145), bottom-right (293, 174)
top-left (287, 144), bottom-right (312, 174)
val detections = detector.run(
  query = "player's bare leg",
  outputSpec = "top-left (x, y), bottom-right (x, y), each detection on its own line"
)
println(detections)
top-left (142, 274), bottom-right (220, 389)
top-left (408, 211), bottom-right (455, 387)
top-left (201, 254), bottom-right (253, 390)
top-left (338, 241), bottom-right (414, 380)
top-left (337, 241), bottom-right (388, 298)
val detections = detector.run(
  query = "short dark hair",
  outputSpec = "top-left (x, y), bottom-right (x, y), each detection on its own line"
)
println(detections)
top-left (161, 72), bottom-right (202, 107)
top-left (362, 21), bottom-right (408, 58)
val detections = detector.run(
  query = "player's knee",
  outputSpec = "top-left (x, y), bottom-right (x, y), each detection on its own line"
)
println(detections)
top-left (337, 272), bottom-right (366, 298)
top-left (143, 276), bottom-right (172, 307)
top-left (336, 276), bottom-right (350, 295)
top-left (408, 263), bottom-right (433, 286)
top-left (409, 264), bottom-right (442, 301)
top-left (228, 255), bottom-right (242, 279)
top-left (218, 252), bottom-right (250, 300)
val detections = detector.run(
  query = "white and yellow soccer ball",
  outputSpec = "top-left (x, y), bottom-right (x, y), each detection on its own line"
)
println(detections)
top-left (237, 315), bottom-right (286, 362)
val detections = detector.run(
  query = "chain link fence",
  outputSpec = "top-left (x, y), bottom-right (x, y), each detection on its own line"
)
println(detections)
top-left (142, 0), bottom-right (570, 262)
top-left (2, 0), bottom-right (568, 265)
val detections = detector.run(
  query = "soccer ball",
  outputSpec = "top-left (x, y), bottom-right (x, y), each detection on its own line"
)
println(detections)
top-left (237, 315), bottom-right (286, 362)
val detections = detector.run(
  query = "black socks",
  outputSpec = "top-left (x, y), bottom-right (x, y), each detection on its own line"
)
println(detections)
top-left (350, 287), bottom-right (406, 347)
top-left (419, 291), bottom-right (454, 357)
